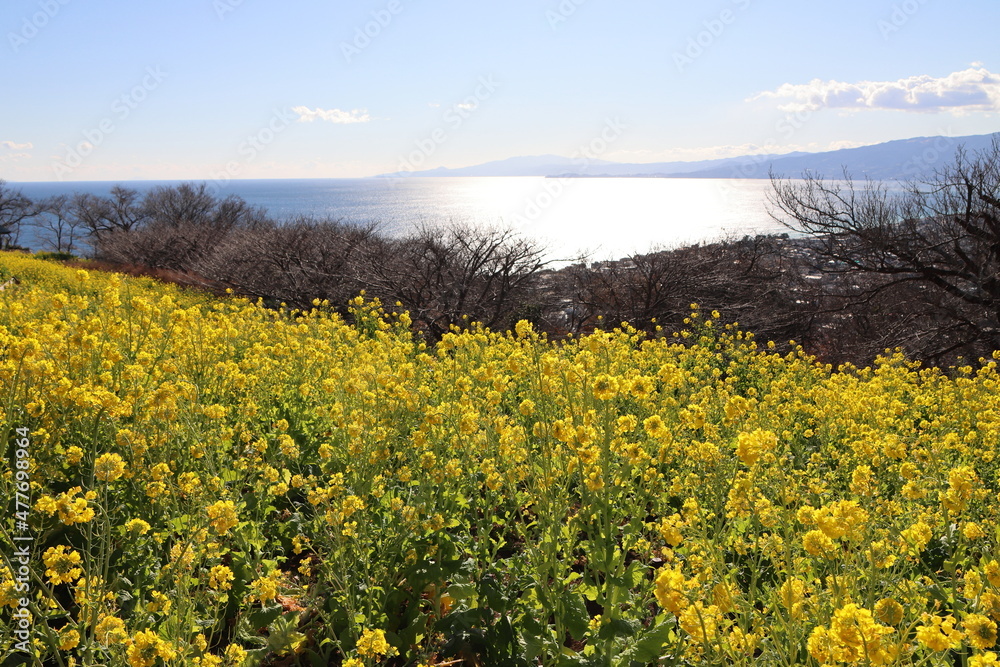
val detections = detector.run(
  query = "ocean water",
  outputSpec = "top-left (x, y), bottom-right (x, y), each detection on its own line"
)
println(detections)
top-left (10, 177), bottom-right (789, 261)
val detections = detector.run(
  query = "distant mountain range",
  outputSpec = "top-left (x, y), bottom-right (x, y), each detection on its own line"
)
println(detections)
top-left (375, 132), bottom-right (999, 181)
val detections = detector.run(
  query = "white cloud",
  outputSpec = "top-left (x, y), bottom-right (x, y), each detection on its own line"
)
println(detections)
top-left (750, 66), bottom-right (1000, 114)
top-left (292, 106), bottom-right (371, 124)
top-left (0, 140), bottom-right (33, 161)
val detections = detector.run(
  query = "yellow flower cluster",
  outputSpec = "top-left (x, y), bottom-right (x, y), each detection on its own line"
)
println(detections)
top-left (94, 452), bottom-right (127, 482)
top-left (35, 487), bottom-right (95, 525)
top-left (126, 629), bottom-right (176, 667)
top-left (206, 500), bottom-right (239, 535)
top-left (42, 545), bottom-right (83, 585)
top-left (2, 253), bottom-right (1000, 665)
top-left (356, 628), bottom-right (397, 658)
top-left (808, 604), bottom-right (895, 665)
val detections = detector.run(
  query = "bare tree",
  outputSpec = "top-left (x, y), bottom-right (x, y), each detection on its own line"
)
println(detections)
top-left (367, 224), bottom-right (549, 338)
top-left (70, 186), bottom-right (149, 239)
top-left (213, 194), bottom-right (271, 231)
top-left (0, 179), bottom-right (37, 250)
top-left (31, 195), bottom-right (87, 254)
top-left (92, 183), bottom-right (269, 270)
top-left (195, 217), bottom-right (379, 309)
top-left (141, 182), bottom-right (217, 226)
top-left (556, 235), bottom-right (798, 341)
top-left (769, 134), bottom-right (1000, 361)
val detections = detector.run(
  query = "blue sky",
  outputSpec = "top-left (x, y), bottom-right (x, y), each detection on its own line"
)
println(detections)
top-left (1, 0), bottom-right (998, 181)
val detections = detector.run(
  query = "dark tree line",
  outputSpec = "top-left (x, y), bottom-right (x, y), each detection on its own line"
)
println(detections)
top-left (0, 180), bottom-right (548, 338)
top-left (2, 134), bottom-right (999, 365)
top-left (0, 180), bottom-right (36, 250)
top-left (769, 135), bottom-right (1000, 364)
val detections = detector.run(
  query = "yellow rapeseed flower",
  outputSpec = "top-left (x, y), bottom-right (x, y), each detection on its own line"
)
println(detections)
top-left (591, 374), bottom-right (619, 401)
top-left (95, 616), bottom-right (128, 645)
top-left (58, 627), bottom-right (80, 651)
top-left (916, 614), bottom-right (963, 651)
top-left (356, 628), bottom-right (397, 658)
top-left (125, 518), bottom-right (151, 535)
top-left (808, 604), bottom-right (894, 665)
top-left (209, 565), bottom-right (234, 591)
top-left (802, 529), bottom-right (837, 558)
top-left (654, 565), bottom-right (690, 615)
top-left (206, 500), bottom-right (239, 535)
top-left (43, 545), bottom-right (83, 585)
top-left (970, 653), bottom-right (999, 667)
top-left (94, 452), bottom-right (126, 482)
top-left (127, 629), bottom-right (176, 667)
top-left (965, 614), bottom-right (999, 650)
top-left (874, 598), bottom-right (904, 626)
top-left (224, 644), bottom-right (246, 666)
top-left (65, 446), bottom-right (84, 465)
top-left (984, 561), bottom-right (1000, 588)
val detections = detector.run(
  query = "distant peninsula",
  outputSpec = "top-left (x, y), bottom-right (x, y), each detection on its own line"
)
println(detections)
top-left (375, 132), bottom-right (999, 182)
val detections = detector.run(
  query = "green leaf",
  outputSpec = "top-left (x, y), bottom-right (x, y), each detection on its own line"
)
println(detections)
top-left (266, 613), bottom-right (306, 655)
top-left (248, 604), bottom-right (284, 630)
top-left (522, 630), bottom-right (546, 663)
top-left (621, 618), bottom-right (675, 663)
top-left (598, 617), bottom-right (639, 641)
top-left (168, 514), bottom-right (193, 532)
top-left (579, 582), bottom-right (600, 602)
top-left (480, 575), bottom-right (509, 612)
top-left (562, 593), bottom-right (591, 641)
top-left (556, 648), bottom-right (586, 666)
top-left (447, 582), bottom-right (476, 602)
top-left (623, 561), bottom-right (647, 589)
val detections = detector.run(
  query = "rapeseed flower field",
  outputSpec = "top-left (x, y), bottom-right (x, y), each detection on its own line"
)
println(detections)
top-left (1, 252), bottom-right (999, 666)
